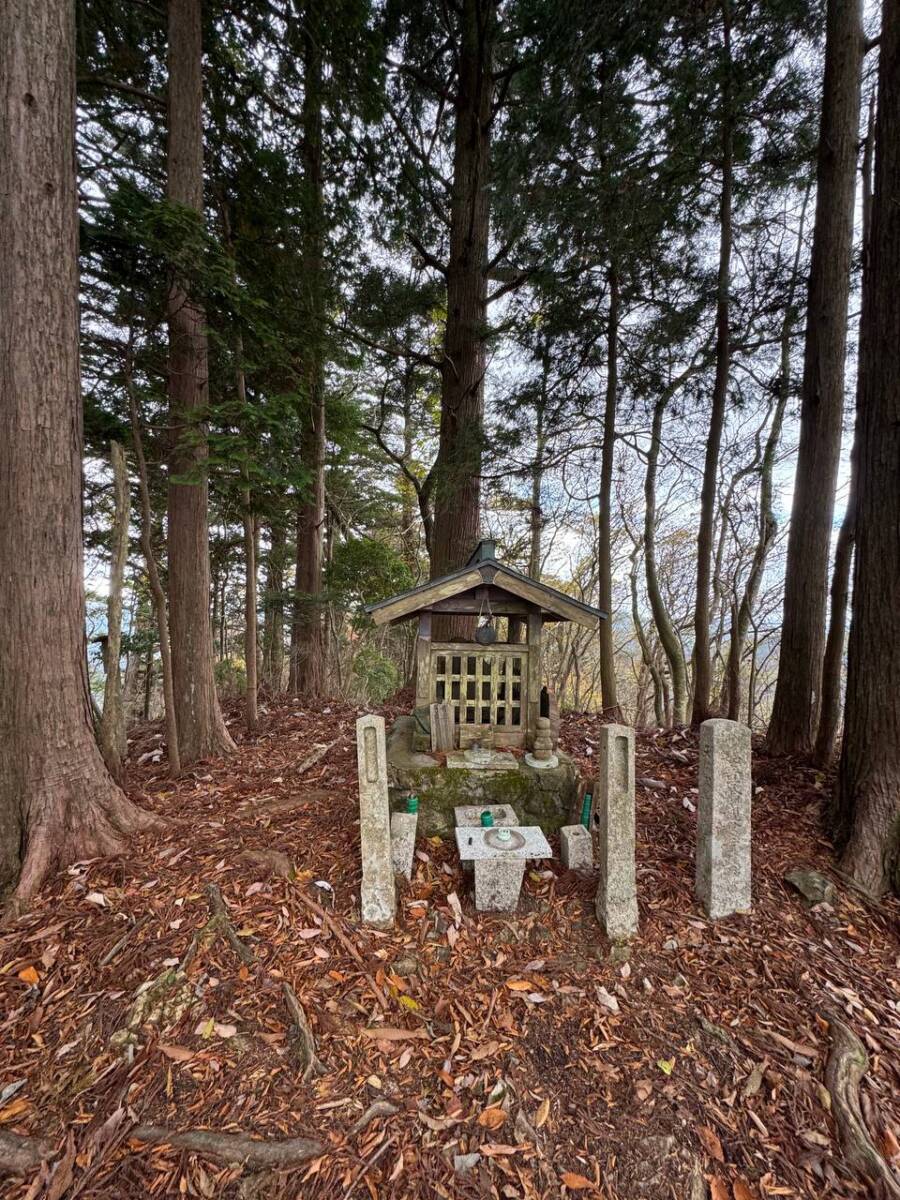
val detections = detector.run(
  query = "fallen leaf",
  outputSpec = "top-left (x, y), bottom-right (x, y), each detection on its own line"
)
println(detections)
top-left (505, 979), bottom-right (532, 991)
top-left (657, 1057), bottom-right (675, 1075)
top-left (709, 1178), bottom-right (729, 1200)
top-left (732, 1180), bottom-right (757, 1200)
top-left (882, 1127), bottom-right (900, 1163)
top-left (534, 1098), bottom-right (550, 1128)
top-left (469, 1040), bottom-right (501, 1060)
top-left (479, 1143), bottom-right (520, 1157)
top-left (561, 1170), bottom-right (597, 1190)
top-left (477, 1105), bottom-right (507, 1130)
top-left (158, 1043), bottom-right (195, 1062)
top-left (635, 1079), bottom-right (653, 1102)
top-left (84, 891), bottom-right (108, 907)
top-left (17, 965), bottom-right (39, 986)
top-left (698, 1124), bottom-right (724, 1162)
top-left (0, 1097), bottom-right (31, 1123)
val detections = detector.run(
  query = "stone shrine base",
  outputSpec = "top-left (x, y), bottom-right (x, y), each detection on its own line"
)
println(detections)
top-left (386, 716), bottom-right (580, 836)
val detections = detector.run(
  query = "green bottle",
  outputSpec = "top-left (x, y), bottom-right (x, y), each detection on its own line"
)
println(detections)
top-left (580, 793), bottom-right (593, 827)
top-left (406, 795), bottom-right (419, 814)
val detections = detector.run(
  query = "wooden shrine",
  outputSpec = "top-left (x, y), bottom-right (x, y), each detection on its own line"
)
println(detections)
top-left (366, 540), bottom-right (606, 749)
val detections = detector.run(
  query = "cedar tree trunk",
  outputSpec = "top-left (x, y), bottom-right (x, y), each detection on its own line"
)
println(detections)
top-left (692, 0), bottom-right (733, 725)
top-left (166, 0), bottom-right (234, 763)
top-left (98, 440), bottom-right (131, 781)
top-left (767, 0), bottom-right (863, 755)
top-left (289, 6), bottom-right (327, 697)
top-left (430, 0), bottom-right (495, 639)
top-left (834, 1), bottom-right (900, 898)
top-left (0, 0), bottom-right (157, 901)
top-left (598, 266), bottom-right (620, 717)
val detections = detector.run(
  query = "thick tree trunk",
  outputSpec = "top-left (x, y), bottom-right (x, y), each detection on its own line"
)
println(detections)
top-left (166, 0), bottom-right (234, 762)
top-left (289, 5), bottom-right (327, 697)
top-left (0, 0), bottom-right (157, 901)
top-left (692, 0), bottom-right (733, 725)
top-left (767, 0), bottom-right (863, 756)
top-left (598, 267), bottom-right (620, 717)
top-left (834, 3), bottom-right (900, 899)
top-left (815, 99), bottom-right (874, 767)
top-left (644, 396), bottom-right (689, 724)
top-left (98, 441), bottom-right (131, 781)
top-left (430, 0), bottom-right (495, 638)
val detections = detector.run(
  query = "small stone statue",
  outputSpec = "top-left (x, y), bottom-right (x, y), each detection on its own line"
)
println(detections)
top-left (532, 717), bottom-right (553, 761)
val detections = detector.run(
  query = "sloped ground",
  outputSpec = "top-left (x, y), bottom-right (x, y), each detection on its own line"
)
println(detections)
top-left (1, 700), bottom-right (898, 1199)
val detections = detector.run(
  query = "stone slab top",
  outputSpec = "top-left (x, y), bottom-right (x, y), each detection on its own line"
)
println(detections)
top-left (454, 804), bottom-right (519, 827)
top-left (446, 749), bottom-right (519, 772)
top-left (455, 825), bottom-right (552, 862)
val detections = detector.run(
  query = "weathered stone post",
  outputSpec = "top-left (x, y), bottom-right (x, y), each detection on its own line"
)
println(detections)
top-left (356, 714), bottom-right (396, 928)
top-left (696, 719), bottom-right (752, 919)
top-left (594, 724), bottom-right (638, 940)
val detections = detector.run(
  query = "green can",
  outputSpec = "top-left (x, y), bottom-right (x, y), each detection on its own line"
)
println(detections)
top-left (480, 810), bottom-right (494, 828)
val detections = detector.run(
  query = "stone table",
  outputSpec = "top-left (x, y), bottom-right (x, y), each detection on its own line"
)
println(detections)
top-left (455, 825), bottom-right (552, 912)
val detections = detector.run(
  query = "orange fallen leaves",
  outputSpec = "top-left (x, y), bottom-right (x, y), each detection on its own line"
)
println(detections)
top-left (698, 1123), bottom-right (725, 1162)
top-left (561, 1170), bottom-right (599, 1191)
top-left (477, 1105), bottom-right (507, 1130)
top-left (17, 964), bottom-right (39, 986)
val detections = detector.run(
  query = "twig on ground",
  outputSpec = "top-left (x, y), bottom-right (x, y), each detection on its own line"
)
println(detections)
top-left (295, 738), bottom-right (342, 778)
top-left (100, 916), bottom-right (151, 967)
top-left (295, 889), bottom-right (389, 1011)
top-left (342, 1134), bottom-right (396, 1198)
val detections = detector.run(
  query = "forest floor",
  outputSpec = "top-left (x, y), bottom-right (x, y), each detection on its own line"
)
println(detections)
top-left (1, 700), bottom-right (899, 1200)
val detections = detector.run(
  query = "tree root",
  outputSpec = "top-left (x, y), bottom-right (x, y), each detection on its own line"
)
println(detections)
top-left (0, 1130), bottom-right (56, 1175)
top-left (823, 1014), bottom-right (900, 1198)
top-left (294, 889), bottom-right (388, 1011)
top-left (129, 1126), bottom-right (323, 1167)
top-left (204, 883), bottom-right (254, 966)
top-left (282, 982), bottom-right (326, 1081)
top-left (348, 1101), bottom-right (399, 1137)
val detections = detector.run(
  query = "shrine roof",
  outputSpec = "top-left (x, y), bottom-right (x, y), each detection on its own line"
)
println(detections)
top-left (365, 540), bottom-right (606, 630)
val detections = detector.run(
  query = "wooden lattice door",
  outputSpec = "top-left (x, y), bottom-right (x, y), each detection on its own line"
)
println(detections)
top-left (430, 644), bottom-right (527, 747)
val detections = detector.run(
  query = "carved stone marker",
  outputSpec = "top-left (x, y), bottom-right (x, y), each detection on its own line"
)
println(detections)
top-left (560, 824), bottom-right (592, 871)
top-left (594, 724), bottom-right (638, 941)
top-left (390, 811), bottom-right (417, 882)
top-left (430, 701), bottom-right (455, 752)
top-left (696, 719), bottom-right (751, 919)
top-left (356, 714), bottom-right (395, 928)
top-left (455, 825), bottom-right (552, 912)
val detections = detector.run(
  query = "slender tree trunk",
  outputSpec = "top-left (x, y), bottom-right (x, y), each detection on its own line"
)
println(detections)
top-left (767, 0), bottom-right (863, 756)
top-left (644, 396), bottom-right (689, 724)
top-left (629, 542), bottom-right (665, 728)
top-left (98, 441), bottom-right (131, 781)
top-left (430, 0), bottom-right (495, 637)
top-left (834, 3), bottom-right (900, 898)
top-left (289, 4), bottom-right (327, 697)
top-left (529, 390), bottom-right (545, 579)
top-left (598, 267), bottom-right (620, 717)
top-left (143, 645), bottom-right (154, 721)
top-left (692, 0), bottom-right (733, 725)
top-left (128, 376), bottom-right (181, 775)
top-left (165, 0), bottom-right (234, 762)
top-left (0, 0), bottom-right (157, 901)
top-left (815, 97), bottom-right (874, 767)
top-left (262, 519), bottom-right (287, 693)
top-left (243, 490), bottom-right (258, 731)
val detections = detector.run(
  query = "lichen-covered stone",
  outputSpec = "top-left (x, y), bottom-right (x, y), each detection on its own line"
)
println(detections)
top-left (386, 716), bottom-right (579, 836)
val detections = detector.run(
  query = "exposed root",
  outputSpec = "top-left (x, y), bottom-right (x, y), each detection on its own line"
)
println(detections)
top-left (11, 774), bottom-right (164, 906)
top-left (295, 888), bottom-right (388, 1011)
top-left (129, 1126), bottom-right (323, 1167)
top-left (0, 1130), bottom-right (56, 1175)
top-left (204, 883), bottom-right (255, 966)
top-left (282, 981), bottom-right (326, 1081)
top-left (348, 1101), bottom-right (399, 1137)
top-left (823, 1014), bottom-right (900, 1198)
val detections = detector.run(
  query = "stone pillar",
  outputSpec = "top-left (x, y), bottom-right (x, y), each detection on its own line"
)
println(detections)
top-left (356, 714), bottom-right (396, 928)
top-left (594, 724), bottom-right (638, 940)
top-left (696, 719), bottom-right (751, 919)
top-left (390, 811), bottom-right (417, 882)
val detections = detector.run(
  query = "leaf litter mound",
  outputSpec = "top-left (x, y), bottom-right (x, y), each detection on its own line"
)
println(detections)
top-left (1, 701), bottom-right (898, 1199)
